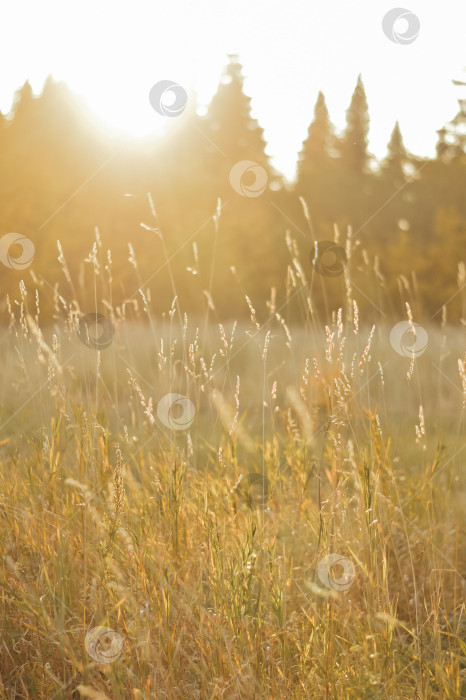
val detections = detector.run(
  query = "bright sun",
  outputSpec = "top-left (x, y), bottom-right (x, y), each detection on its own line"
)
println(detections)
top-left (2, 0), bottom-right (466, 180)
top-left (77, 76), bottom-right (195, 140)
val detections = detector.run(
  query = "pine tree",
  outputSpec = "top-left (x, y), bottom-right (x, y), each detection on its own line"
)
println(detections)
top-left (339, 75), bottom-right (370, 174)
top-left (203, 56), bottom-right (279, 314)
top-left (435, 76), bottom-right (466, 161)
top-left (449, 98), bottom-right (466, 155)
top-left (11, 81), bottom-right (36, 124)
top-left (206, 55), bottom-right (271, 190)
top-left (297, 91), bottom-right (335, 183)
top-left (293, 90), bottom-right (341, 242)
top-left (382, 122), bottom-right (407, 185)
top-left (435, 99), bottom-right (466, 161)
top-left (372, 121), bottom-right (412, 248)
top-left (435, 127), bottom-right (448, 160)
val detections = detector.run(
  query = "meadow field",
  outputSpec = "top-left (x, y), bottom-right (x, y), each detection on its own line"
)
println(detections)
top-left (0, 227), bottom-right (464, 699)
top-left (2, 0), bottom-right (466, 696)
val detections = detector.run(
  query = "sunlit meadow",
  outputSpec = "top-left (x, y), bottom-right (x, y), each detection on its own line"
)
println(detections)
top-left (0, 199), bottom-right (464, 698)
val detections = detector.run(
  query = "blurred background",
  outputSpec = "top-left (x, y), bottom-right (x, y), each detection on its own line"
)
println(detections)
top-left (0, 0), bottom-right (465, 323)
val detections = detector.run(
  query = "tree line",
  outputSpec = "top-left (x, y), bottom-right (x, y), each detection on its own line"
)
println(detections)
top-left (0, 55), bottom-right (465, 323)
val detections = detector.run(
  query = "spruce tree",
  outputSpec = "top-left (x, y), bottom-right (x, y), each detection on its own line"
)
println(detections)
top-left (436, 99), bottom-right (466, 160)
top-left (382, 122), bottom-right (407, 187)
top-left (206, 55), bottom-right (270, 191)
top-left (297, 91), bottom-right (334, 183)
top-left (11, 80), bottom-right (35, 123)
top-left (435, 76), bottom-right (466, 160)
top-left (372, 122), bottom-right (413, 255)
top-left (339, 75), bottom-right (370, 174)
top-left (294, 90), bottom-right (340, 241)
top-left (204, 55), bottom-right (278, 314)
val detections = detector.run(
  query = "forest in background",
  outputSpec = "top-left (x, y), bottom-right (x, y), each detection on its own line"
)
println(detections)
top-left (0, 55), bottom-right (465, 323)
top-left (0, 49), bottom-right (465, 698)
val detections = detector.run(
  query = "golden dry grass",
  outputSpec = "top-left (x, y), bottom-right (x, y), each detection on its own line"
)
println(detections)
top-left (0, 222), bottom-right (464, 699)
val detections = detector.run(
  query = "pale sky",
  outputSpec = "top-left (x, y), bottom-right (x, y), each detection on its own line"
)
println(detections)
top-left (1, 0), bottom-right (466, 181)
